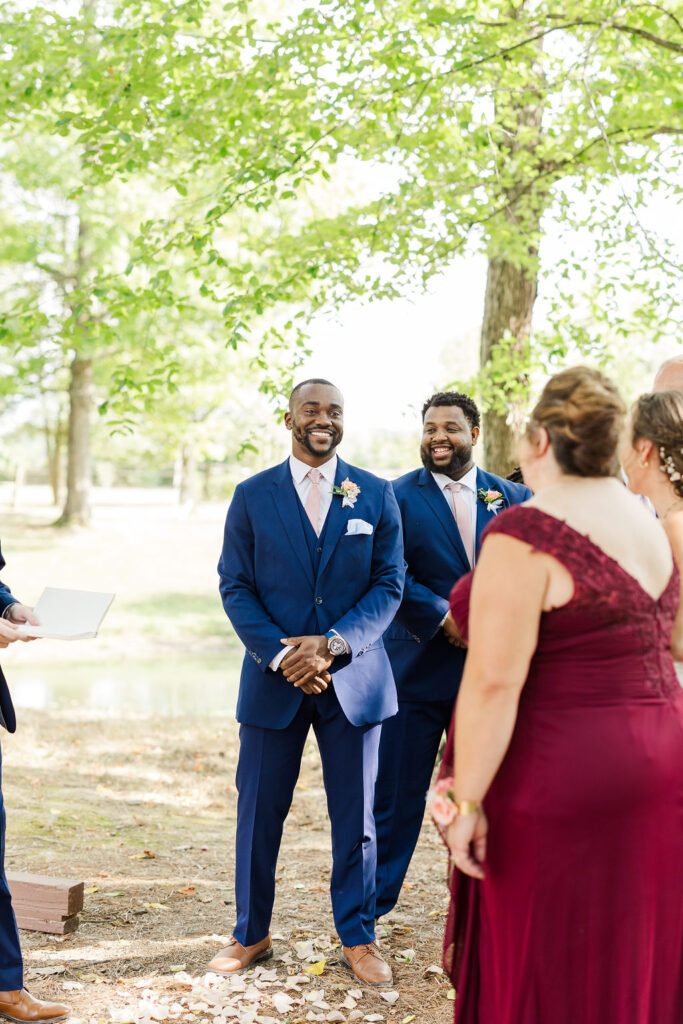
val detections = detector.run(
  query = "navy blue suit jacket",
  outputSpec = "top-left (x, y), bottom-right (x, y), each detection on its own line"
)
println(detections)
top-left (218, 457), bottom-right (405, 730)
top-left (0, 542), bottom-right (17, 733)
top-left (384, 467), bottom-right (531, 702)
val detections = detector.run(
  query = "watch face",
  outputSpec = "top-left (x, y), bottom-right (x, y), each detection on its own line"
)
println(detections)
top-left (328, 635), bottom-right (346, 656)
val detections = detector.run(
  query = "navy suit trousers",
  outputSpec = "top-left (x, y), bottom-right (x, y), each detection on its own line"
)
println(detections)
top-left (234, 686), bottom-right (380, 946)
top-left (0, 748), bottom-right (23, 988)
top-left (374, 698), bottom-right (454, 918)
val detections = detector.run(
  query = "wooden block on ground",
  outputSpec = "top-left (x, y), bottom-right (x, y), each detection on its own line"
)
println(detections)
top-left (11, 901), bottom-right (72, 921)
top-left (6, 873), bottom-right (84, 916)
top-left (15, 914), bottom-right (80, 935)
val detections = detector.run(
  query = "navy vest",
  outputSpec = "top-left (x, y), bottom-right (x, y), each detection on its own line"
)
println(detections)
top-left (295, 492), bottom-right (330, 576)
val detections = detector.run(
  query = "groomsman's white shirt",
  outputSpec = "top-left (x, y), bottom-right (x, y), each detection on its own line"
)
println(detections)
top-left (431, 463), bottom-right (478, 542)
top-left (268, 453), bottom-right (338, 672)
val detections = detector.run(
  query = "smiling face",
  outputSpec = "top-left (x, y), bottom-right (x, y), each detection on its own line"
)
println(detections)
top-left (420, 404), bottom-right (479, 478)
top-left (285, 382), bottom-right (344, 464)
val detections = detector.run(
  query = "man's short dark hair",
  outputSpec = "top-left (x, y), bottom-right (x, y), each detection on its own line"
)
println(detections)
top-left (289, 378), bottom-right (337, 406)
top-left (421, 391), bottom-right (481, 429)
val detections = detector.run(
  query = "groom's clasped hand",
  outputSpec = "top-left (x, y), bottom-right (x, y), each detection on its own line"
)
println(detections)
top-left (279, 634), bottom-right (334, 692)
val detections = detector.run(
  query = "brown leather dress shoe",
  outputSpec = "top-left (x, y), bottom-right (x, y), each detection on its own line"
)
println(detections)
top-left (341, 942), bottom-right (393, 987)
top-left (0, 989), bottom-right (69, 1023)
top-left (206, 934), bottom-right (272, 974)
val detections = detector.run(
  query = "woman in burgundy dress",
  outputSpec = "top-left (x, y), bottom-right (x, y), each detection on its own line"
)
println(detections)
top-left (439, 367), bottom-right (683, 1024)
top-left (620, 388), bottom-right (683, 664)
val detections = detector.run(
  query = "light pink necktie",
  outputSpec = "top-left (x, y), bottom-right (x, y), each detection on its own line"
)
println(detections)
top-left (446, 482), bottom-right (474, 567)
top-left (304, 469), bottom-right (322, 535)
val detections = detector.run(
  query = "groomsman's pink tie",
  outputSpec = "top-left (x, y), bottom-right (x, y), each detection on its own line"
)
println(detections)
top-left (446, 482), bottom-right (474, 567)
top-left (305, 469), bottom-right (323, 535)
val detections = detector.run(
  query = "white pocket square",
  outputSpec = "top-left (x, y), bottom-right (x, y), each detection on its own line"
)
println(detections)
top-left (345, 518), bottom-right (374, 536)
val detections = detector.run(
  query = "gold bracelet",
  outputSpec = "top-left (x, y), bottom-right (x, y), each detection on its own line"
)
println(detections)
top-left (454, 800), bottom-right (482, 815)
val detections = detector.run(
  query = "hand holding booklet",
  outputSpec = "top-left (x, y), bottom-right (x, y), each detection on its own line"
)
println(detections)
top-left (17, 588), bottom-right (115, 641)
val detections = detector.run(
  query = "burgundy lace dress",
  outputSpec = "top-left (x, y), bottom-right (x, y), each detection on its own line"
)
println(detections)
top-left (442, 506), bottom-right (683, 1024)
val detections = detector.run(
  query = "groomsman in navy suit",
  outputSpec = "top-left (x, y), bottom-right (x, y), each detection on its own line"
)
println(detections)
top-left (215, 380), bottom-right (405, 986)
top-left (0, 546), bottom-right (69, 1024)
top-left (374, 391), bottom-right (531, 918)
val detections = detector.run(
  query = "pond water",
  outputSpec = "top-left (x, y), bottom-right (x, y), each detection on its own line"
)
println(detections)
top-left (8, 654), bottom-right (243, 718)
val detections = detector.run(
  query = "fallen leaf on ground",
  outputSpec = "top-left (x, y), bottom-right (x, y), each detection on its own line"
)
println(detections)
top-left (176, 886), bottom-right (196, 894)
top-left (423, 964), bottom-right (443, 977)
top-left (169, 965), bottom-right (187, 973)
top-left (84, 885), bottom-right (99, 894)
top-left (144, 902), bottom-right (169, 910)
top-left (379, 992), bottom-right (399, 1004)
top-left (447, 988), bottom-right (456, 1000)
top-left (401, 1016), bottom-right (416, 1023)
top-left (304, 958), bottom-right (327, 976)
top-left (270, 991), bottom-right (294, 1014)
top-left (394, 949), bottom-right (415, 964)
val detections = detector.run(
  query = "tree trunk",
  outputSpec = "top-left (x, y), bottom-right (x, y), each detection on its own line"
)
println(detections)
top-left (480, 257), bottom-right (538, 473)
top-left (178, 442), bottom-right (198, 508)
top-left (59, 357), bottom-right (93, 525)
top-left (479, 5), bottom-right (547, 474)
top-left (11, 462), bottom-right (25, 510)
top-left (44, 412), bottom-right (66, 507)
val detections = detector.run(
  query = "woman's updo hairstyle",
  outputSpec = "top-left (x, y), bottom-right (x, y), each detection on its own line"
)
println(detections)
top-left (631, 390), bottom-right (683, 498)
top-left (526, 366), bottom-right (626, 477)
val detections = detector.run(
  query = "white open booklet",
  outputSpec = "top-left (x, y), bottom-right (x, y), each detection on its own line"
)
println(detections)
top-left (16, 587), bottom-right (115, 641)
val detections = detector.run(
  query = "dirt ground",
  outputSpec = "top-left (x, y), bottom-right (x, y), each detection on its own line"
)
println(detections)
top-left (0, 493), bottom-right (455, 1023)
top-left (5, 711), bottom-right (454, 1024)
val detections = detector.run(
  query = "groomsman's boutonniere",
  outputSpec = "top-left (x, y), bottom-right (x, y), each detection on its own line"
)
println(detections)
top-left (478, 488), bottom-right (504, 514)
top-left (333, 478), bottom-right (361, 508)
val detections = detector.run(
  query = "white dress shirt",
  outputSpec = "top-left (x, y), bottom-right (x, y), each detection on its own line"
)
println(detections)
top-left (269, 453), bottom-right (342, 672)
top-left (289, 453), bottom-right (337, 534)
top-left (431, 464), bottom-right (478, 628)
top-left (432, 463), bottom-right (479, 546)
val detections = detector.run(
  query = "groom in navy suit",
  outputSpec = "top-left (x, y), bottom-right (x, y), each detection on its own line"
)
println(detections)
top-left (215, 379), bottom-right (404, 986)
top-left (374, 391), bottom-right (531, 918)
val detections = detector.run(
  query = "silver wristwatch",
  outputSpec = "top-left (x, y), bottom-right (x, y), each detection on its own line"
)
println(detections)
top-left (326, 631), bottom-right (347, 656)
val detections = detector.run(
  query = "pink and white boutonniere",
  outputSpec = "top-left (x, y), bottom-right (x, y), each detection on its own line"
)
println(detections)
top-left (477, 487), bottom-right (504, 514)
top-left (333, 478), bottom-right (361, 509)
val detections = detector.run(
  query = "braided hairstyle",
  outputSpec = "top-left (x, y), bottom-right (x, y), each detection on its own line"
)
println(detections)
top-left (631, 390), bottom-right (683, 498)
top-left (527, 366), bottom-right (626, 477)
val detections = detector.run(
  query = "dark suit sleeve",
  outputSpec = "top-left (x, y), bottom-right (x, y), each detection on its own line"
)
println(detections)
top-left (217, 485), bottom-right (289, 672)
top-left (330, 481), bottom-right (405, 657)
top-left (395, 569), bottom-right (449, 642)
top-left (0, 543), bottom-right (16, 615)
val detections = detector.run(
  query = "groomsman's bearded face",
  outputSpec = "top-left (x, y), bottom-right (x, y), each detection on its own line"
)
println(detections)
top-left (285, 383), bottom-right (344, 464)
top-left (420, 405), bottom-right (479, 477)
